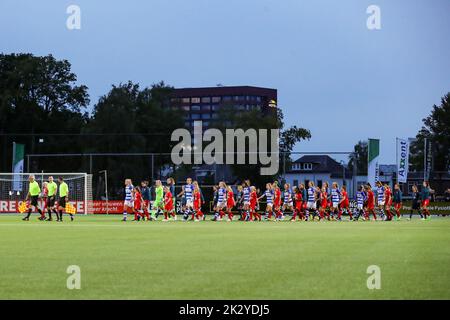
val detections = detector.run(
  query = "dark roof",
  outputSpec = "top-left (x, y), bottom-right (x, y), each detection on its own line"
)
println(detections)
top-left (289, 155), bottom-right (351, 178)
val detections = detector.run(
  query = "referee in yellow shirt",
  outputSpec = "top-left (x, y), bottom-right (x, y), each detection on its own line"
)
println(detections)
top-left (23, 175), bottom-right (44, 221)
top-left (57, 177), bottom-right (72, 221)
top-left (46, 176), bottom-right (58, 221)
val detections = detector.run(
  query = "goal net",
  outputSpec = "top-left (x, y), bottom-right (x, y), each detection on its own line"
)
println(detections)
top-left (0, 173), bottom-right (93, 214)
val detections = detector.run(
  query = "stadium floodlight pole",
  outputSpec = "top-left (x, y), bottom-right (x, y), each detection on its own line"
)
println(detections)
top-left (99, 170), bottom-right (108, 215)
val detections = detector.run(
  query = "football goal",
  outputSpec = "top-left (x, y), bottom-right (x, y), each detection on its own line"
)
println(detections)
top-left (0, 173), bottom-right (93, 214)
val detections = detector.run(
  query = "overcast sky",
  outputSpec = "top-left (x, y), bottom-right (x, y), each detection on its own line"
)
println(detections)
top-left (1, 0), bottom-right (449, 164)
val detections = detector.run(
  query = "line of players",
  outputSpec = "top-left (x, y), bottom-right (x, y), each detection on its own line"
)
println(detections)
top-left (122, 177), bottom-right (433, 222)
top-left (21, 175), bottom-right (73, 222)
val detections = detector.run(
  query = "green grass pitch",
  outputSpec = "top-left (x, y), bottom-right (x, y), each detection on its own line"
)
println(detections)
top-left (0, 214), bottom-right (449, 300)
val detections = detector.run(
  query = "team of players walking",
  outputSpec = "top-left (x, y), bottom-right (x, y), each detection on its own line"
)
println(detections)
top-left (122, 177), bottom-right (433, 222)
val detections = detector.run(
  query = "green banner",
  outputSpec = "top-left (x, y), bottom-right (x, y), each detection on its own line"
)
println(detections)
top-left (12, 142), bottom-right (25, 191)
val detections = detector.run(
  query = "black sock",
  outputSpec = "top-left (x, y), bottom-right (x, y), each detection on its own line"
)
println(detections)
top-left (58, 210), bottom-right (63, 220)
top-left (25, 209), bottom-right (32, 218)
top-left (47, 210), bottom-right (52, 219)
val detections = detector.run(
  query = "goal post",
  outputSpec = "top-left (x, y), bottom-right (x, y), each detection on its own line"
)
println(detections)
top-left (0, 173), bottom-right (93, 215)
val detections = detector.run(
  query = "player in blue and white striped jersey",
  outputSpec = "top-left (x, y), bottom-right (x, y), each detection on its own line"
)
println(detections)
top-left (242, 180), bottom-right (251, 221)
top-left (281, 183), bottom-right (293, 220)
top-left (122, 179), bottom-right (134, 221)
top-left (305, 181), bottom-right (317, 221)
top-left (177, 178), bottom-right (194, 221)
top-left (375, 181), bottom-right (386, 219)
top-left (330, 182), bottom-right (341, 218)
top-left (213, 181), bottom-right (227, 221)
top-left (354, 185), bottom-right (367, 220)
top-left (259, 183), bottom-right (274, 220)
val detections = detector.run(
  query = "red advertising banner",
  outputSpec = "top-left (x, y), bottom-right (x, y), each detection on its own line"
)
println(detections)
top-left (0, 200), bottom-right (124, 214)
top-left (89, 201), bottom-right (124, 214)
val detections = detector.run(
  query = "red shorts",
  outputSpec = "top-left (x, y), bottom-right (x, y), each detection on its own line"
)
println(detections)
top-left (394, 202), bottom-right (402, 210)
top-left (321, 201), bottom-right (328, 208)
top-left (295, 202), bottom-right (302, 211)
top-left (367, 204), bottom-right (374, 210)
top-left (421, 199), bottom-right (430, 207)
top-left (134, 202), bottom-right (142, 210)
top-left (165, 204), bottom-right (173, 211)
top-left (341, 201), bottom-right (349, 208)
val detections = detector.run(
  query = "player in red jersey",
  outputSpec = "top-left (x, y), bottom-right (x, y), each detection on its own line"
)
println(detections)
top-left (338, 186), bottom-right (352, 221)
top-left (273, 182), bottom-right (282, 220)
top-left (226, 185), bottom-right (235, 222)
top-left (365, 185), bottom-right (377, 220)
top-left (40, 182), bottom-right (49, 220)
top-left (393, 183), bottom-right (403, 220)
top-left (163, 186), bottom-right (175, 221)
top-left (291, 186), bottom-right (304, 221)
top-left (384, 184), bottom-right (393, 221)
top-left (133, 186), bottom-right (144, 221)
top-left (249, 186), bottom-right (260, 221)
top-left (319, 187), bottom-right (328, 220)
top-left (193, 182), bottom-right (203, 221)
top-left (323, 181), bottom-right (332, 219)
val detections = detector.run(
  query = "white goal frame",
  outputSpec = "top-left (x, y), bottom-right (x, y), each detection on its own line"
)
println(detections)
top-left (0, 172), bottom-right (93, 215)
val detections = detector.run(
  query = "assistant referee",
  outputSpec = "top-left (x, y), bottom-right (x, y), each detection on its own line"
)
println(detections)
top-left (23, 175), bottom-right (43, 221)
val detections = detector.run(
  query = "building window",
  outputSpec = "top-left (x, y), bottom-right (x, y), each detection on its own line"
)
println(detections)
top-left (211, 113), bottom-right (219, 119)
top-left (201, 97), bottom-right (211, 103)
top-left (184, 121), bottom-right (191, 127)
top-left (191, 114), bottom-right (201, 120)
top-left (223, 96), bottom-right (232, 101)
top-left (202, 105), bottom-right (211, 111)
top-left (293, 180), bottom-right (298, 187)
top-left (256, 96), bottom-right (262, 102)
top-left (182, 97), bottom-right (190, 103)
top-left (212, 96), bottom-right (221, 103)
top-left (181, 105), bottom-right (190, 111)
top-left (191, 97), bottom-right (201, 103)
top-left (202, 121), bottom-right (210, 127)
top-left (302, 163), bottom-right (312, 170)
top-left (211, 104), bottom-right (220, 111)
top-left (201, 113), bottom-right (211, 120)
top-left (191, 105), bottom-right (201, 111)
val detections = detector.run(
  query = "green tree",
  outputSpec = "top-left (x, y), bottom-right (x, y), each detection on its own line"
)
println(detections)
top-left (84, 81), bottom-right (184, 191)
top-left (348, 140), bottom-right (368, 175)
top-left (0, 53), bottom-right (89, 172)
top-left (410, 93), bottom-right (450, 172)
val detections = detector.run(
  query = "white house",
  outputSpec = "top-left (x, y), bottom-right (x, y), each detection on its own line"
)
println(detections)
top-left (284, 155), bottom-right (355, 197)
